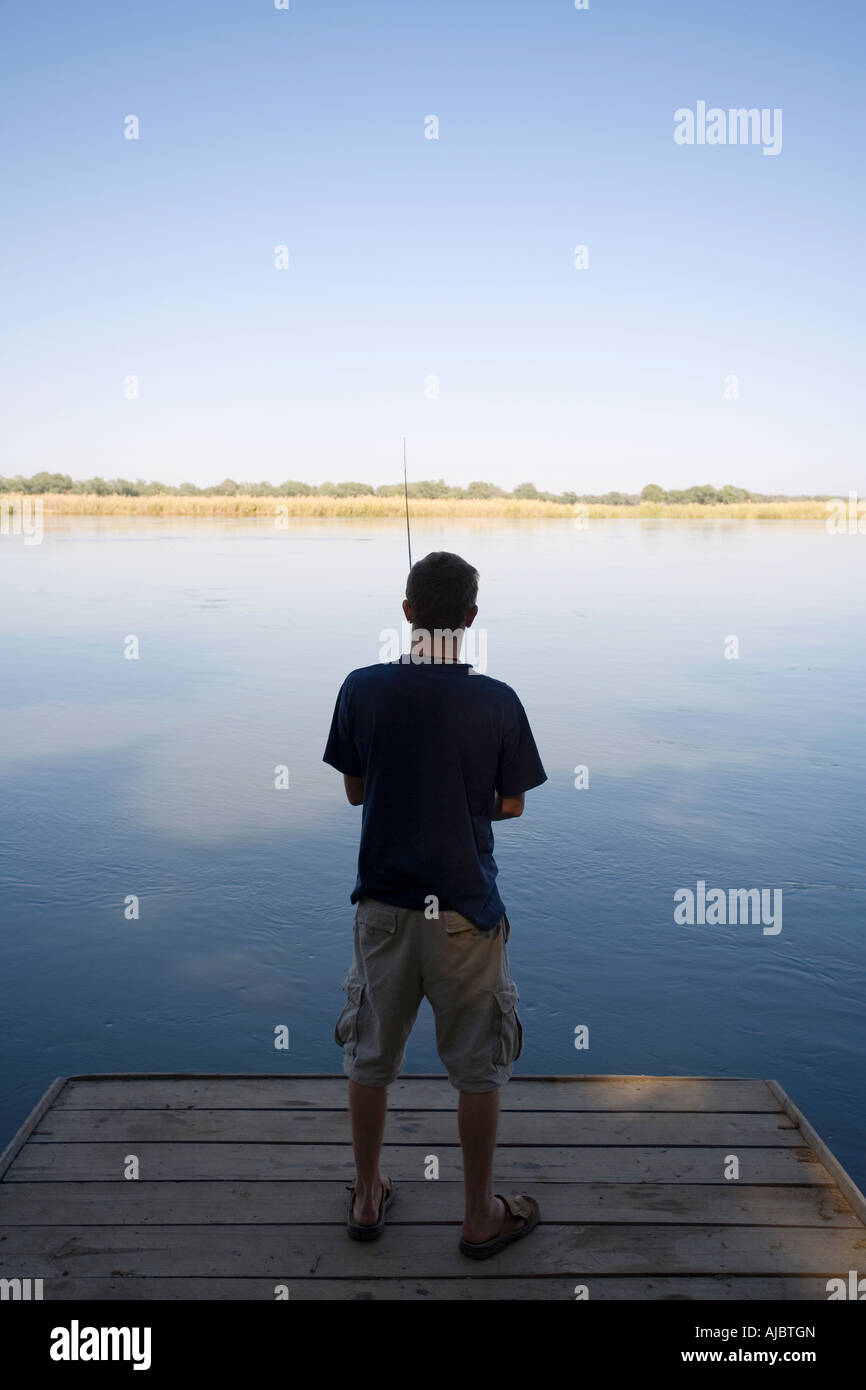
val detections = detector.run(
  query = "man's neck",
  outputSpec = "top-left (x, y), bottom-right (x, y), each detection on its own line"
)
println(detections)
top-left (409, 629), bottom-right (463, 663)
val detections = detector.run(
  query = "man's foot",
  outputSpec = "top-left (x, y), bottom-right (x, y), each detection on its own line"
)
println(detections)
top-left (461, 1196), bottom-right (516, 1245)
top-left (346, 1176), bottom-right (395, 1242)
top-left (459, 1193), bottom-right (540, 1260)
top-left (351, 1179), bottom-right (383, 1227)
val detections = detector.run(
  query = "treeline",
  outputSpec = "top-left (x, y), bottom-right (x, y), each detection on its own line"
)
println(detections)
top-left (0, 473), bottom-right (824, 505)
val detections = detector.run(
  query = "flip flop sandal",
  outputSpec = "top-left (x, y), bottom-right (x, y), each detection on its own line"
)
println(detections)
top-left (345, 1176), bottom-right (396, 1241)
top-left (459, 1193), bottom-right (540, 1260)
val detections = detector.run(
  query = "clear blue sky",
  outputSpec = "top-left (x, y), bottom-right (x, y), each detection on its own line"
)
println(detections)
top-left (1, 0), bottom-right (863, 493)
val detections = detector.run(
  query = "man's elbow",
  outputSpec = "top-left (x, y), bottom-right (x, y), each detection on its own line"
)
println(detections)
top-left (501, 794), bottom-right (525, 818)
top-left (343, 774), bottom-right (364, 806)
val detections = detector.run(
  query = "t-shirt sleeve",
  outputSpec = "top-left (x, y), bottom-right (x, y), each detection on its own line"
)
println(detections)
top-left (497, 694), bottom-right (547, 798)
top-left (323, 678), bottom-right (363, 777)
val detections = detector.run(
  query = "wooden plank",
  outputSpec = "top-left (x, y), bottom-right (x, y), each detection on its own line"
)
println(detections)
top-left (3, 1073), bottom-right (861, 1302)
top-left (768, 1079), bottom-right (866, 1225)
top-left (2, 1222), bottom-right (864, 1277)
top-left (0, 1079), bottom-right (67, 1181)
top-left (2, 1142), bottom-right (836, 1184)
top-left (31, 1109), bottom-right (800, 1147)
top-left (28, 1275), bottom-right (841, 1301)
top-left (53, 1076), bottom-right (781, 1113)
top-left (0, 1180), bottom-right (858, 1227)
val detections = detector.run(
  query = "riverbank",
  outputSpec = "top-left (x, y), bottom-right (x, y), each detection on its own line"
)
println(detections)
top-left (0, 493), bottom-right (835, 520)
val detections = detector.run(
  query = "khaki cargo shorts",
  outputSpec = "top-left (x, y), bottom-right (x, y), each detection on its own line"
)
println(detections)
top-left (334, 897), bottom-right (523, 1092)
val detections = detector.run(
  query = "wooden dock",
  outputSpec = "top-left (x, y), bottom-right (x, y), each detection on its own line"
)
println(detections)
top-left (1, 1073), bottom-right (864, 1300)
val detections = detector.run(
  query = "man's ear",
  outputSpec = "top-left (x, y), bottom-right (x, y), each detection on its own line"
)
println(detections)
top-left (402, 598), bottom-right (412, 623)
top-left (464, 604), bottom-right (478, 629)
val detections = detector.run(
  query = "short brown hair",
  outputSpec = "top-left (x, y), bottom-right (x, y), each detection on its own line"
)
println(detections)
top-left (406, 551), bottom-right (479, 632)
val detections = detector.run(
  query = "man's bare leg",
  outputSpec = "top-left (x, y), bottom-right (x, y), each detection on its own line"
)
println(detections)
top-left (458, 1088), bottom-right (519, 1243)
top-left (348, 1079), bottom-right (388, 1225)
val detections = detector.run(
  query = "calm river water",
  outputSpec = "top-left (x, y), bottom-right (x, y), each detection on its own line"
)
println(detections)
top-left (1, 516), bottom-right (863, 1183)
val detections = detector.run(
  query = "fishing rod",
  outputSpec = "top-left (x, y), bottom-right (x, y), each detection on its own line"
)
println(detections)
top-left (402, 435), bottom-right (413, 569)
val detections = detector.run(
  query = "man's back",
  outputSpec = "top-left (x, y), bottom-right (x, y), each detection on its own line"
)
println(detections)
top-left (323, 656), bottom-right (546, 929)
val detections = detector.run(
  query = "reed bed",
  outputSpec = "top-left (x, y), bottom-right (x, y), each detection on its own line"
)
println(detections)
top-left (1, 493), bottom-right (835, 521)
top-left (582, 500), bottom-right (830, 520)
top-left (3, 493), bottom-right (579, 519)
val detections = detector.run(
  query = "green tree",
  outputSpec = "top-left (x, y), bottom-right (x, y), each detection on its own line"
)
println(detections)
top-left (23, 471), bottom-right (73, 492)
top-left (413, 479), bottom-right (457, 498)
top-left (276, 480), bottom-right (314, 496)
top-left (466, 480), bottom-right (505, 499)
top-left (682, 483), bottom-right (721, 504)
top-left (719, 484), bottom-right (751, 503)
top-left (328, 481), bottom-right (375, 496)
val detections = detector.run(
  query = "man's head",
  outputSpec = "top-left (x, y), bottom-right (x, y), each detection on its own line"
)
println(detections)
top-left (403, 551), bottom-right (479, 637)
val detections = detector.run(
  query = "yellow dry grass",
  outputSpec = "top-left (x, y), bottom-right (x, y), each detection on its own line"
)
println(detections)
top-left (582, 500), bottom-right (829, 520)
top-left (0, 493), bottom-right (835, 520)
top-left (11, 492), bottom-right (576, 519)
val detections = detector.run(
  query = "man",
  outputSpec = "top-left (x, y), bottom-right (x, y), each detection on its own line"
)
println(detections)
top-left (323, 550), bottom-right (547, 1258)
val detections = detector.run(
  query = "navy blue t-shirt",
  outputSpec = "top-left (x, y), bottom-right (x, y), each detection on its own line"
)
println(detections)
top-left (323, 657), bottom-right (547, 930)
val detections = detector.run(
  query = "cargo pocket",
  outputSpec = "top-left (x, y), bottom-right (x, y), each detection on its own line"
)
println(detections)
top-left (443, 912), bottom-right (485, 937)
top-left (334, 974), bottom-right (365, 1061)
top-left (356, 901), bottom-right (398, 937)
top-left (494, 982), bottom-right (524, 1065)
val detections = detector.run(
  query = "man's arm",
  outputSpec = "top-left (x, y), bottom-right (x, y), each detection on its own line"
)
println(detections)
top-left (493, 690), bottom-right (546, 820)
top-left (343, 774), bottom-right (364, 806)
top-left (323, 677), bottom-right (365, 800)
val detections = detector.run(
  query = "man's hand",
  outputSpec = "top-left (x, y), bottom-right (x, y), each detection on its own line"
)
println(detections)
top-left (343, 774), bottom-right (364, 806)
top-left (492, 791), bottom-right (524, 820)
